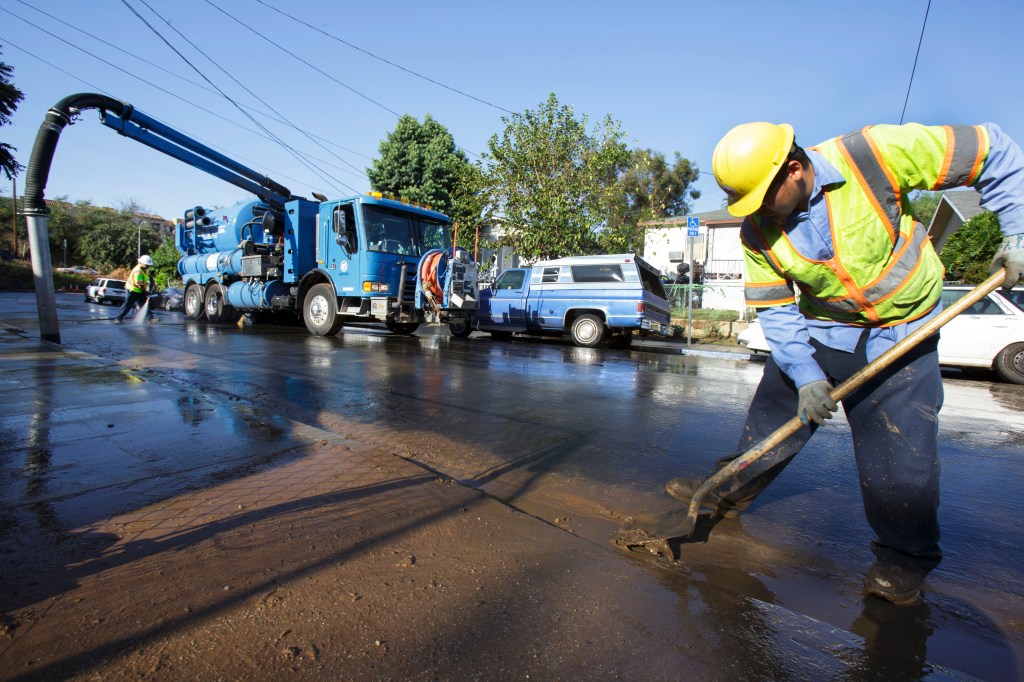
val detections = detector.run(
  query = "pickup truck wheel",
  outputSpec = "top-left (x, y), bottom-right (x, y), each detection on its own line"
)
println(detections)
top-left (184, 285), bottom-right (205, 321)
top-left (570, 314), bottom-right (606, 348)
top-left (385, 319), bottom-right (420, 335)
top-left (449, 319), bottom-right (473, 338)
top-left (994, 342), bottom-right (1024, 384)
top-left (608, 330), bottom-right (633, 349)
top-left (304, 283), bottom-right (343, 336)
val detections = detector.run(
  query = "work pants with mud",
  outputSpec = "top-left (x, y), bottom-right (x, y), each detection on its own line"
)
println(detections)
top-left (711, 331), bottom-right (943, 574)
top-left (116, 290), bottom-right (154, 322)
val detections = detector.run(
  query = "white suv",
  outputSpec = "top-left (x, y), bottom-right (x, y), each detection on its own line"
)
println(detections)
top-left (736, 286), bottom-right (1024, 384)
top-left (85, 278), bottom-right (127, 305)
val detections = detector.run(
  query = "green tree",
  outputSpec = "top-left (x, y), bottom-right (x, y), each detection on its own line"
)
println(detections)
top-left (939, 211), bottom-right (1002, 284)
top-left (151, 235), bottom-right (181, 288)
top-left (0, 46), bottom-right (25, 181)
top-left (79, 201), bottom-right (161, 271)
top-left (447, 161), bottom-right (492, 251)
top-left (603, 149), bottom-right (701, 254)
top-left (481, 93), bottom-right (630, 260)
top-left (367, 114), bottom-right (469, 219)
top-left (910, 191), bottom-right (942, 226)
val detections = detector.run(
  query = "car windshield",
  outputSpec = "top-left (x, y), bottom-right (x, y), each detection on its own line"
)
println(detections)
top-left (362, 205), bottom-right (450, 257)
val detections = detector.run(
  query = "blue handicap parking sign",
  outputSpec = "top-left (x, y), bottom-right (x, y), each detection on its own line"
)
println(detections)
top-left (687, 216), bottom-right (699, 229)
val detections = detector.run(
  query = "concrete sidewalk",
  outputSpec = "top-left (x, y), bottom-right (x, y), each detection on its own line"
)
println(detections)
top-left (0, 316), bottom-right (916, 680)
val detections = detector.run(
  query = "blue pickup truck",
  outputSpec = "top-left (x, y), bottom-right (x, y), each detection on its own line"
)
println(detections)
top-left (452, 254), bottom-right (672, 348)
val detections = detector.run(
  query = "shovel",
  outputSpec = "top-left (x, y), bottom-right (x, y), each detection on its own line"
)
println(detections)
top-left (615, 270), bottom-right (1008, 558)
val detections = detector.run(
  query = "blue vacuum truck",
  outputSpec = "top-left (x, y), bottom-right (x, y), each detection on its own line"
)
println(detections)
top-left (23, 94), bottom-right (478, 339)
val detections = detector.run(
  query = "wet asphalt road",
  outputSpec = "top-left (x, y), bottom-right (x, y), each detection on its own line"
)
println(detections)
top-left (4, 292), bottom-right (1024, 679)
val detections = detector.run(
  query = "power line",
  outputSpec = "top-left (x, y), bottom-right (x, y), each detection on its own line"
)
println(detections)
top-left (121, 0), bottom-right (357, 195)
top-left (255, 0), bottom-right (514, 116)
top-left (204, 0), bottom-right (481, 161)
top-left (0, 7), bottom-right (369, 176)
top-left (0, 37), bottom-right (360, 197)
top-left (11, 0), bottom-right (373, 163)
top-left (900, 0), bottom-right (932, 124)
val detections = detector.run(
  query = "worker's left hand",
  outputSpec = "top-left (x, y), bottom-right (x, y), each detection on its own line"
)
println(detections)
top-left (990, 234), bottom-right (1024, 289)
top-left (797, 380), bottom-right (837, 426)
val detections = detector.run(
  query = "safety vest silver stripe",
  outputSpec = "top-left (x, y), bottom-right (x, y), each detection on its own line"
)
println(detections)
top-left (799, 288), bottom-right (863, 314)
top-left (860, 222), bottom-right (929, 302)
top-left (798, 224), bottom-right (929, 315)
top-left (935, 125), bottom-right (983, 189)
top-left (744, 282), bottom-right (794, 303)
top-left (836, 131), bottom-right (900, 238)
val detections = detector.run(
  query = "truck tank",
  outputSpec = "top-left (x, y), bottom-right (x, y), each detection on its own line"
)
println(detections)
top-left (176, 198), bottom-right (284, 280)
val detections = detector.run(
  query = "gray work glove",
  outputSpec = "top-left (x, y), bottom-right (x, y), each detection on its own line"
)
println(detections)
top-left (797, 380), bottom-right (837, 426)
top-left (990, 234), bottom-right (1024, 289)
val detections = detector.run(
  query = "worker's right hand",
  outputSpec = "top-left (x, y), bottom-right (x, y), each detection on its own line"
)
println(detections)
top-left (797, 380), bottom-right (837, 426)
top-left (990, 234), bottom-right (1024, 289)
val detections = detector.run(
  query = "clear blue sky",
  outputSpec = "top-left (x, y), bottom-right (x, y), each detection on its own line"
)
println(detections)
top-left (2, 0), bottom-right (1023, 222)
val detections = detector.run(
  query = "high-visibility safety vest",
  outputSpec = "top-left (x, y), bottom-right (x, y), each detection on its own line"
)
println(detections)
top-left (742, 123), bottom-right (989, 326)
top-left (126, 264), bottom-right (150, 294)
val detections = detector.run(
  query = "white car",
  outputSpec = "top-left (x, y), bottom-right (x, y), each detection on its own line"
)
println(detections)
top-left (736, 286), bottom-right (1024, 384)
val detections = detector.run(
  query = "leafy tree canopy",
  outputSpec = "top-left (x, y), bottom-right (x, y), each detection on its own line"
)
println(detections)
top-left (78, 200), bottom-right (162, 272)
top-left (482, 93), bottom-right (630, 261)
top-left (939, 210), bottom-right (1002, 284)
top-left (910, 191), bottom-right (942, 226)
top-left (603, 149), bottom-right (701, 254)
top-left (368, 114), bottom-right (469, 219)
top-left (0, 46), bottom-right (25, 181)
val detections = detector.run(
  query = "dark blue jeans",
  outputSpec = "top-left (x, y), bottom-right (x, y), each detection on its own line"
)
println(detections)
top-left (116, 290), bottom-right (154, 321)
top-left (713, 332), bottom-right (943, 572)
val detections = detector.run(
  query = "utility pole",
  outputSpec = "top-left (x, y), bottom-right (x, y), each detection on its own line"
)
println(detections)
top-left (12, 177), bottom-right (18, 255)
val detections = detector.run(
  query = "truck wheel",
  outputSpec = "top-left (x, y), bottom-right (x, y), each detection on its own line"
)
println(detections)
top-left (449, 319), bottom-right (473, 338)
top-left (204, 286), bottom-right (237, 324)
top-left (385, 319), bottom-right (420, 335)
top-left (994, 342), bottom-right (1024, 384)
top-left (608, 330), bottom-right (633, 349)
top-left (570, 314), bottom-right (606, 348)
top-left (184, 284), bottom-right (205, 321)
top-left (304, 283), bottom-right (343, 336)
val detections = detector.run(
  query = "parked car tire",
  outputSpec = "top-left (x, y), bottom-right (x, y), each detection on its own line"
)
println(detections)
top-left (570, 314), bottom-right (606, 348)
top-left (994, 342), bottom-right (1024, 384)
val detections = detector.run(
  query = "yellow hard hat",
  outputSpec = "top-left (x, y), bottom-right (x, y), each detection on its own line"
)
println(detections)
top-left (712, 122), bottom-right (795, 217)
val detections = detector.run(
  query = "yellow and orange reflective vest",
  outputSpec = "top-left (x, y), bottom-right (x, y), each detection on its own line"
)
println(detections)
top-left (126, 264), bottom-right (152, 294)
top-left (742, 123), bottom-right (989, 326)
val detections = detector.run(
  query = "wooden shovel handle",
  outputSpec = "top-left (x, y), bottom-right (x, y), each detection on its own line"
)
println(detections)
top-left (682, 270), bottom-right (1008, 531)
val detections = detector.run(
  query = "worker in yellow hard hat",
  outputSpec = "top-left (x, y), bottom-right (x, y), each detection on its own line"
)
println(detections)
top-left (115, 254), bottom-right (157, 324)
top-left (665, 121), bottom-right (1024, 605)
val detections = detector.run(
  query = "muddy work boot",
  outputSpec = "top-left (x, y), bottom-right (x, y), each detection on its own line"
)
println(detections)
top-left (864, 561), bottom-right (925, 605)
top-left (664, 477), bottom-right (746, 519)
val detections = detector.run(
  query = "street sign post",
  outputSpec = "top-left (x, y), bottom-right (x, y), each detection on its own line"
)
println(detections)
top-left (685, 217), bottom-right (700, 346)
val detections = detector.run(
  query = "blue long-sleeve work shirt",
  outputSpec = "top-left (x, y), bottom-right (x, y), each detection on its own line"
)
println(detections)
top-left (756, 123), bottom-right (1024, 388)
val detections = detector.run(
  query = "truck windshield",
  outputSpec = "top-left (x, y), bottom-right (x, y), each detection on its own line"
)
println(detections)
top-left (363, 205), bottom-right (450, 256)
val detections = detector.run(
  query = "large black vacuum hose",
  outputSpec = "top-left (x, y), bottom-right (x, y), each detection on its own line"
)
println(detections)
top-left (23, 93), bottom-right (128, 215)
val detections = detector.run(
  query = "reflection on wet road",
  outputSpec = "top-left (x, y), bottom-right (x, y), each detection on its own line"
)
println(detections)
top-left (4, 293), bottom-right (1023, 680)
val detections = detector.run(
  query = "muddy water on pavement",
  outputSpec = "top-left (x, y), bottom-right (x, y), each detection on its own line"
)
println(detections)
top-left (4, 293), bottom-right (1024, 679)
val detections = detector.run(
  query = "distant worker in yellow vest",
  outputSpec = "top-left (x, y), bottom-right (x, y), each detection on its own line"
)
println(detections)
top-left (666, 122), bottom-right (1024, 605)
top-left (114, 254), bottom-right (157, 324)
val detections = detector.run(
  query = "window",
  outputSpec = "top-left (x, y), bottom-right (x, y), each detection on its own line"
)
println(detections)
top-left (541, 267), bottom-right (561, 283)
top-left (362, 205), bottom-right (451, 256)
top-left (940, 289), bottom-right (1004, 315)
top-left (570, 264), bottom-right (623, 283)
top-left (496, 270), bottom-right (526, 290)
